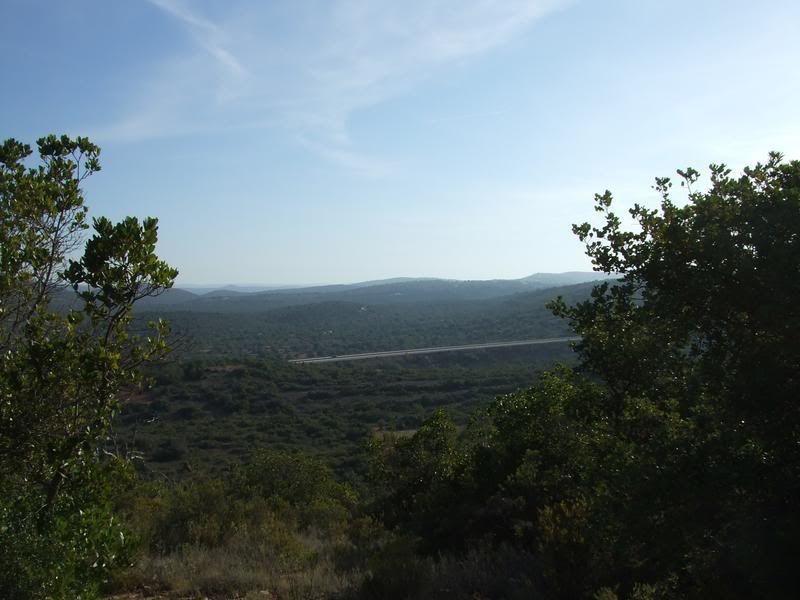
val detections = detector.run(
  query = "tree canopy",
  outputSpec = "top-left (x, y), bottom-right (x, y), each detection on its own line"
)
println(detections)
top-left (0, 135), bottom-right (177, 599)
top-left (369, 153), bottom-right (800, 598)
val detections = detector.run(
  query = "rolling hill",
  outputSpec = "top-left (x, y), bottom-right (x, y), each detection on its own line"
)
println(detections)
top-left (135, 271), bottom-right (610, 313)
top-left (138, 279), bottom-right (606, 359)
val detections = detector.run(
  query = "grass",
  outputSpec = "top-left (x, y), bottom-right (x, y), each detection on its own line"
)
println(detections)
top-left (114, 531), bottom-right (360, 599)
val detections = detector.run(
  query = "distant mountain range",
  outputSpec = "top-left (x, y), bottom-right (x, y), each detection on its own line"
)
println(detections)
top-left (136, 272), bottom-right (613, 313)
top-left (129, 279), bottom-right (606, 358)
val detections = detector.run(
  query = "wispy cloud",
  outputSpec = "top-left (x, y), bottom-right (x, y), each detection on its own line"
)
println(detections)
top-left (96, 0), bottom-right (569, 171)
top-left (147, 0), bottom-right (246, 78)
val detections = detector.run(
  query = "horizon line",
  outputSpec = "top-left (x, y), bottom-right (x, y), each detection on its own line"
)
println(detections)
top-left (173, 270), bottom-right (611, 289)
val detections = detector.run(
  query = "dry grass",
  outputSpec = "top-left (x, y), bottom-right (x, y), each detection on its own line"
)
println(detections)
top-left (114, 530), bottom-right (362, 600)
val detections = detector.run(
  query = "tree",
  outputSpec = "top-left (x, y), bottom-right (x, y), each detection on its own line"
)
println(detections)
top-left (0, 135), bottom-right (177, 599)
top-left (548, 152), bottom-right (800, 597)
top-left (368, 409), bottom-right (462, 549)
top-left (369, 153), bottom-right (800, 598)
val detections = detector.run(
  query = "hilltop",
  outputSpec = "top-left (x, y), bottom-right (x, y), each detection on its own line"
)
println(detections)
top-left (136, 271), bottom-right (611, 313)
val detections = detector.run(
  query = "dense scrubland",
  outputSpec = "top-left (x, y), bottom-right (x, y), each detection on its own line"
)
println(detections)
top-left (2, 138), bottom-right (799, 599)
top-left (118, 345), bottom-right (575, 479)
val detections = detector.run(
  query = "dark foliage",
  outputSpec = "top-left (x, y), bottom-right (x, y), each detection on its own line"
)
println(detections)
top-left (368, 154), bottom-right (800, 599)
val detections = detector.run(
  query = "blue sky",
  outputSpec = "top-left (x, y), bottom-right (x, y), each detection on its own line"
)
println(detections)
top-left (2, 0), bottom-right (799, 285)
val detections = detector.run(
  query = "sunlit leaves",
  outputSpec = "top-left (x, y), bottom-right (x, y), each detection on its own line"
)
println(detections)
top-left (0, 135), bottom-right (176, 599)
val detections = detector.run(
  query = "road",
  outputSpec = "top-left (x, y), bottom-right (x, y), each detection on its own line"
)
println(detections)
top-left (288, 336), bottom-right (580, 364)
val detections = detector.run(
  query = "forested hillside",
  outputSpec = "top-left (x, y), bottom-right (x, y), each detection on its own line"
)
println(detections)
top-left (135, 271), bottom-right (607, 312)
top-left (136, 280), bottom-right (598, 358)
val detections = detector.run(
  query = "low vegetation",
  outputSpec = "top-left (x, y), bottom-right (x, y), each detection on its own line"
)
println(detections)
top-left (115, 344), bottom-right (575, 480)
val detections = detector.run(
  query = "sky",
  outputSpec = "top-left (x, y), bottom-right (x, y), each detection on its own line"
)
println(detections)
top-left (2, 0), bottom-right (799, 285)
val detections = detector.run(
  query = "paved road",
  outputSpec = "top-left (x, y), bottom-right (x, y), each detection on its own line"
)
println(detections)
top-left (288, 336), bottom-right (580, 364)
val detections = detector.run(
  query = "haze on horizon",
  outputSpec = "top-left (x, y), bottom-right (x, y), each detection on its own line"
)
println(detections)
top-left (174, 269), bottom-right (610, 291)
top-left (2, 0), bottom-right (799, 285)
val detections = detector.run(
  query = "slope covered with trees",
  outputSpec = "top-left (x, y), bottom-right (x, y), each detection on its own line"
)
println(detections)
top-left (135, 280), bottom-right (595, 359)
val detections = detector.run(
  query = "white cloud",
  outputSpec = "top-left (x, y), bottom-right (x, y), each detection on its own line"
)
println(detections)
top-left (96, 0), bottom-right (570, 169)
top-left (148, 0), bottom-right (246, 77)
